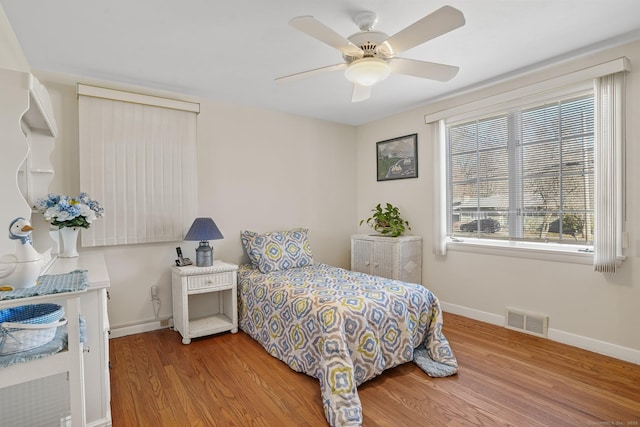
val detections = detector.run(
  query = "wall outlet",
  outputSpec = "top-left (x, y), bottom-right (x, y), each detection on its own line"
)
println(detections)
top-left (160, 319), bottom-right (169, 327)
top-left (151, 285), bottom-right (159, 300)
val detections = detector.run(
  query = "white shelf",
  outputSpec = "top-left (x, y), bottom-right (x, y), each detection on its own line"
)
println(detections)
top-left (188, 314), bottom-right (233, 337)
top-left (17, 168), bottom-right (54, 175)
top-left (1, 351), bottom-right (70, 389)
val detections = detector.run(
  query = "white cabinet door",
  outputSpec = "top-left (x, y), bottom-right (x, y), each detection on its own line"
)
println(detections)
top-left (351, 238), bottom-right (374, 274)
top-left (370, 239), bottom-right (395, 279)
top-left (47, 254), bottom-right (112, 427)
top-left (82, 288), bottom-right (111, 427)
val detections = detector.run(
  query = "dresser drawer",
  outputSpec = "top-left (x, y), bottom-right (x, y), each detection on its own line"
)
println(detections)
top-left (187, 272), bottom-right (235, 291)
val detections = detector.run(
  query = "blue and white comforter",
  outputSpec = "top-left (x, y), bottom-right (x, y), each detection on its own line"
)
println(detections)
top-left (237, 263), bottom-right (457, 426)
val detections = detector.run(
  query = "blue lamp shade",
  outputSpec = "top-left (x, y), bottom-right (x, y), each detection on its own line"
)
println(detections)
top-left (184, 217), bottom-right (224, 266)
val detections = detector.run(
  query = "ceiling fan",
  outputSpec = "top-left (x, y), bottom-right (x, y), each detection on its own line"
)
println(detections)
top-left (275, 6), bottom-right (466, 102)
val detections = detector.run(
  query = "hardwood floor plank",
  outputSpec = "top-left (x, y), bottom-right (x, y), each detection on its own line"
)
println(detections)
top-left (109, 313), bottom-right (640, 426)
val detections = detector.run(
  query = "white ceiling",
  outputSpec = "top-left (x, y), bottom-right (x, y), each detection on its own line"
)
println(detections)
top-left (2, 0), bottom-right (640, 126)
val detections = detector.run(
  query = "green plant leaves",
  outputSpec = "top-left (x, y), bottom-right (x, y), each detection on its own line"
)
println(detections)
top-left (360, 203), bottom-right (410, 237)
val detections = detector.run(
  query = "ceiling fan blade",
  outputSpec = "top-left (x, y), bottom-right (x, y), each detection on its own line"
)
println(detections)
top-left (390, 58), bottom-right (459, 82)
top-left (289, 16), bottom-right (363, 56)
top-left (275, 63), bottom-right (347, 83)
top-left (384, 6), bottom-right (465, 54)
top-left (352, 83), bottom-right (371, 103)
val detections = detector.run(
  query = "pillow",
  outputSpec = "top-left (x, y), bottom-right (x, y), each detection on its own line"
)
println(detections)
top-left (241, 228), bottom-right (313, 273)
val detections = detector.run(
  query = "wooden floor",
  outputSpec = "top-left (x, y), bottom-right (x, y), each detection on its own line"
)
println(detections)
top-left (109, 313), bottom-right (640, 426)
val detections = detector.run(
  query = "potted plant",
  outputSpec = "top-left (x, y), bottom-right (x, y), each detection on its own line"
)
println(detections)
top-left (35, 192), bottom-right (104, 257)
top-left (359, 203), bottom-right (411, 237)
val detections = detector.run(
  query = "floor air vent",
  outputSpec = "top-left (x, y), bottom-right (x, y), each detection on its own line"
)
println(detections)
top-left (505, 308), bottom-right (548, 337)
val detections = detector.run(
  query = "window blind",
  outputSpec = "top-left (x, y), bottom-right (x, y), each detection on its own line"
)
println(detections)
top-left (78, 86), bottom-right (198, 247)
top-left (447, 92), bottom-right (594, 246)
top-left (432, 119), bottom-right (447, 256)
top-left (593, 72), bottom-right (625, 273)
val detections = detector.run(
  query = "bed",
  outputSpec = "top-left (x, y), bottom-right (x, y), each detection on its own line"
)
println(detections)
top-left (239, 229), bottom-right (457, 426)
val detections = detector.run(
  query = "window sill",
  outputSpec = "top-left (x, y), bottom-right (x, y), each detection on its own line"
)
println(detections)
top-left (447, 237), bottom-right (594, 265)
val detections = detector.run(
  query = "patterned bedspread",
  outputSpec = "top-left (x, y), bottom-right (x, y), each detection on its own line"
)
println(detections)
top-left (238, 263), bottom-right (457, 426)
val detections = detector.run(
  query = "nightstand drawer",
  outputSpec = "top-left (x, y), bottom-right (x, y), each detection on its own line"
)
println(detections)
top-left (187, 272), bottom-right (235, 291)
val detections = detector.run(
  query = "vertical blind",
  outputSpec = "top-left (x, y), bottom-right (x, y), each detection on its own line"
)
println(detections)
top-left (78, 85), bottom-right (199, 247)
top-left (431, 120), bottom-right (447, 256)
top-left (593, 72), bottom-right (625, 273)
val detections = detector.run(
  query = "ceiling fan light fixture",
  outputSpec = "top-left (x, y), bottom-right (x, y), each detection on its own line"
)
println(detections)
top-left (344, 58), bottom-right (390, 86)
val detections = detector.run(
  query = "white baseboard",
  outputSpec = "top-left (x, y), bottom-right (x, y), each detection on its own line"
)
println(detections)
top-left (547, 328), bottom-right (640, 365)
top-left (86, 416), bottom-right (112, 427)
top-left (441, 302), bottom-right (504, 326)
top-left (110, 319), bottom-right (170, 339)
top-left (441, 302), bottom-right (640, 365)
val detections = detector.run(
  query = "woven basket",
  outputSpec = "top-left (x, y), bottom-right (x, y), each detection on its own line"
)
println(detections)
top-left (0, 303), bottom-right (67, 355)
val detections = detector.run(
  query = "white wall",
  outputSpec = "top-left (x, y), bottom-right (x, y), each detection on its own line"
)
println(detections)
top-left (195, 100), bottom-right (357, 268)
top-left (0, 3), bottom-right (28, 72)
top-left (35, 75), bottom-right (357, 333)
top-left (356, 40), bottom-right (640, 362)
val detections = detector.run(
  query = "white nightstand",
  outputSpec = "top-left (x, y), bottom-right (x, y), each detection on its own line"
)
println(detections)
top-left (171, 260), bottom-right (238, 344)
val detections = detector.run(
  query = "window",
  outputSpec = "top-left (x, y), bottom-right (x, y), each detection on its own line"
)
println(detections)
top-left (447, 92), bottom-right (594, 247)
top-left (428, 57), bottom-right (629, 268)
top-left (77, 85), bottom-right (199, 247)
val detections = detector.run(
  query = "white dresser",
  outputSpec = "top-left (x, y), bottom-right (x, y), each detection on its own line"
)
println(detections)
top-left (0, 253), bottom-right (112, 427)
top-left (351, 234), bottom-right (422, 284)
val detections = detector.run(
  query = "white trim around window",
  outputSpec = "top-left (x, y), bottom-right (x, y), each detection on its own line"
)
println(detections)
top-left (424, 57), bottom-right (630, 124)
top-left (428, 57), bottom-right (630, 265)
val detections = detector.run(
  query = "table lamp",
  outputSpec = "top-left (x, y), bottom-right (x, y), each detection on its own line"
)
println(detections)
top-left (184, 217), bottom-right (224, 267)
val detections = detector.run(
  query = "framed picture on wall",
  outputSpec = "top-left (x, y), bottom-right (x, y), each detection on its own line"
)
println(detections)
top-left (376, 133), bottom-right (418, 181)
